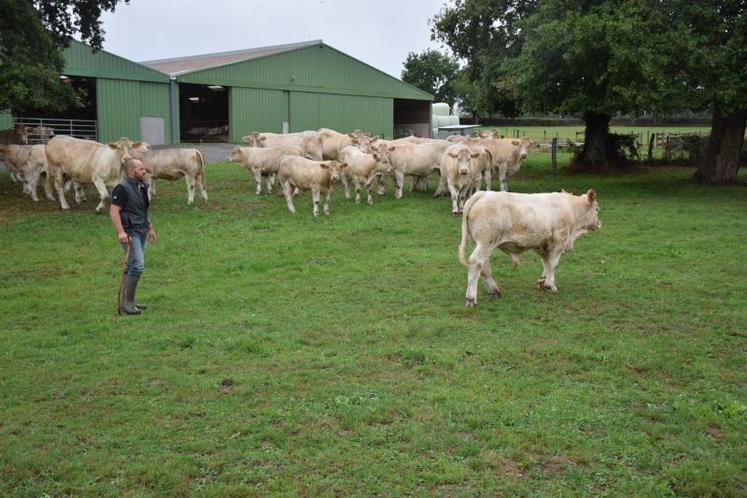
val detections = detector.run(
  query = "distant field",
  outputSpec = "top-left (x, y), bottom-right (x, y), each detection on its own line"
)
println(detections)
top-left (477, 125), bottom-right (712, 143)
top-left (1, 153), bottom-right (745, 496)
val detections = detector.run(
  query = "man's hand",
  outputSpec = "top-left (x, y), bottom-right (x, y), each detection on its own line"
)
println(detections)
top-left (148, 228), bottom-right (157, 245)
top-left (118, 231), bottom-right (130, 244)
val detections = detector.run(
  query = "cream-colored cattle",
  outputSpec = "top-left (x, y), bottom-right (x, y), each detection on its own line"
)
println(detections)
top-left (0, 124), bottom-right (32, 145)
top-left (338, 144), bottom-right (392, 204)
top-left (130, 145), bottom-right (207, 205)
top-left (242, 131), bottom-right (323, 160)
top-left (227, 145), bottom-right (303, 194)
top-left (438, 143), bottom-right (491, 214)
top-left (277, 157), bottom-right (347, 217)
top-left (458, 189), bottom-right (601, 306)
top-left (482, 137), bottom-right (532, 191)
top-left (0, 144), bottom-right (54, 201)
top-left (385, 140), bottom-right (452, 198)
top-left (45, 136), bottom-right (135, 211)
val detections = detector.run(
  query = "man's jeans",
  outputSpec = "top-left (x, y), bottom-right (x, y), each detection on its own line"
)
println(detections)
top-left (122, 232), bottom-right (146, 277)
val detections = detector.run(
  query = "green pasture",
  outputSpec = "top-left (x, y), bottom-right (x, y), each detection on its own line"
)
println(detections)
top-left (1, 154), bottom-right (745, 497)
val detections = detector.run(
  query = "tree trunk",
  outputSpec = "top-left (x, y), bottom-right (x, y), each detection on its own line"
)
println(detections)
top-left (695, 105), bottom-right (746, 184)
top-left (570, 112), bottom-right (623, 172)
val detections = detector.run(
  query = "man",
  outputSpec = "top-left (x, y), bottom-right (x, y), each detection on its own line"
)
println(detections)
top-left (109, 158), bottom-right (157, 315)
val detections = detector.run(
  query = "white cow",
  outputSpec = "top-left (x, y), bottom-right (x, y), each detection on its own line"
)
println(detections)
top-left (242, 131), bottom-right (323, 160)
top-left (0, 144), bottom-right (55, 201)
top-left (227, 145), bottom-right (303, 194)
top-left (438, 143), bottom-right (490, 214)
top-left (277, 157), bottom-right (347, 217)
top-left (338, 143), bottom-right (392, 204)
top-left (458, 189), bottom-right (601, 306)
top-left (385, 140), bottom-right (452, 198)
top-left (130, 145), bottom-right (207, 205)
top-left (45, 136), bottom-right (135, 211)
top-left (482, 138), bottom-right (532, 191)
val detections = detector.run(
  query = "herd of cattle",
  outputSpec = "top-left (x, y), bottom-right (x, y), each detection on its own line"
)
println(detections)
top-left (0, 124), bottom-right (601, 306)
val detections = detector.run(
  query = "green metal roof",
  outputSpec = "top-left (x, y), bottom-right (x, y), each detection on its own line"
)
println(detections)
top-left (142, 41), bottom-right (433, 101)
top-left (63, 40), bottom-right (169, 83)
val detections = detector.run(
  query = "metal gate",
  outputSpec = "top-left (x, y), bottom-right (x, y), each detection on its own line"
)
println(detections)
top-left (13, 117), bottom-right (97, 143)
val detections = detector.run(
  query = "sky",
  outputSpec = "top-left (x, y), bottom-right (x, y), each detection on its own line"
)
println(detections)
top-left (97, 0), bottom-right (449, 79)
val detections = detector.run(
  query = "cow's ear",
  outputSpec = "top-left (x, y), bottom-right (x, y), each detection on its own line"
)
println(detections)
top-left (132, 141), bottom-right (141, 148)
top-left (372, 153), bottom-right (379, 160)
top-left (108, 143), bottom-right (119, 150)
top-left (447, 151), bottom-right (457, 157)
top-left (511, 140), bottom-right (520, 146)
top-left (340, 162), bottom-right (348, 169)
top-left (471, 153), bottom-right (479, 158)
top-left (587, 189), bottom-right (597, 204)
top-left (388, 145), bottom-right (396, 151)
top-left (371, 136), bottom-right (379, 142)
top-left (319, 162), bottom-right (329, 169)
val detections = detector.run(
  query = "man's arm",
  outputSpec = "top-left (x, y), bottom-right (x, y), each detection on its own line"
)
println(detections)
top-left (109, 204), bottom-right (129, 244)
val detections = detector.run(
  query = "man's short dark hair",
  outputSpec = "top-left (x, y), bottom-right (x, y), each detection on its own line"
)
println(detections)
top-left (123, 158), bottom-right (143, 171)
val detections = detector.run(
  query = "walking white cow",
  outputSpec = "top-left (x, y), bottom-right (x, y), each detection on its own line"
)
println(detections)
top-left (45, 136), bottom-right (136, 211)
top-left (0, 144), bottom-right (55, 201)
top-left (130, 144), bottom-right (208, 205)
top-left (458, 189), bottom-right (601, 306)
top-left (337, 143), bottom-right (392, 204)
top-left (242, 131), bottom-right (323, 161)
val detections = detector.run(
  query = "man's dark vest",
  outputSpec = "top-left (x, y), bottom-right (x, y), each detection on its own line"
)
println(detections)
top-left (119, 178), bottom-right (150, 234)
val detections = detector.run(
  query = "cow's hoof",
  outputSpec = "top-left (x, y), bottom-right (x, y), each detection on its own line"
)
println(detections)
top-left (452, 211), bottom-right (461, 217)
top-left (488, 290), bottom-right (501, 299)
top-left (543, 285), bottom-right (558, 293)
top-left (465, 298), bottom-right (477, 308)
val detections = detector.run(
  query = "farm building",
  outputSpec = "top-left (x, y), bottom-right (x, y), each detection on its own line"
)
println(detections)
top-left (2, 39), bottom-right (433, 145)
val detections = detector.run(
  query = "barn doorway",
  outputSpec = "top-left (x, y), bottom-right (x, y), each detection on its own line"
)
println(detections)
top-left (179, 83), bottom-right (229, 142)
top-left (393, 99), bottom-right (431, 138)
top-left (14, 75), bottom-right (98, 141)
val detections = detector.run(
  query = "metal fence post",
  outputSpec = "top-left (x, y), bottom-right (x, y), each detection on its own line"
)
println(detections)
top-left (551, 137), bottom-right (558, 173)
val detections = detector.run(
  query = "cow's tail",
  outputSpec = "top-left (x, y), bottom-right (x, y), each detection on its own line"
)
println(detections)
top-left (194, 149), bottom-right (206, 187)
top-left (458, 190), bottom-right (486, 267)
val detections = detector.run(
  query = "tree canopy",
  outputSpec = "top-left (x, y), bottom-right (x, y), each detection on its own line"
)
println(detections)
top-left (401, 49), bottom-right (460, 108)
top-left (0, 0), bottom-right (127, 112)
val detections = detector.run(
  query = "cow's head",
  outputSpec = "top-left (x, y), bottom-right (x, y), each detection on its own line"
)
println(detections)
top-left (227, 146), bottom-right (243, 163)
top-left (319, 160), bottom-right (346, 181)
top-left (448, 146), bottom-right (474, 176)
top-left (109, 137), bottom-right (134, 162)
top-left (242, 132), bottom-right (262, 146)
top-left (367, 145), bottom-right (393, 185)
top-left (578, 189), bottom-right (601, 232)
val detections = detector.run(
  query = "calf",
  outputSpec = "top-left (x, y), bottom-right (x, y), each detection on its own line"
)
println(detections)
top-left (338, 144), bottom-right (392, 204)
top-left (130, 145), bottom-right (207, 205)
top-left (227, 145), bottom-right (303, 194)
top-left (0, 124), bottom-right (32, 145)
top-left (458, 189), bottom-right (601, 306)
top-left (483, 137), bottom-right (532, 191)
top-left (277, 157), bottom-right (347, 217)
top-left (45, 136), bottom-right (134, 211)
top-left (438, 143), bottom-right (489, 214)
top-left (385, 140), bottom-right (452, 198)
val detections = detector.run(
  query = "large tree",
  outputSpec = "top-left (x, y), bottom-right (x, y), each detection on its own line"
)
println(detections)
top-left (0, 0), bottom-right (127, 112)
top-left (665, 0), bottom-right (747, 184)
top-left (401, 49), bottom-right (460, 108)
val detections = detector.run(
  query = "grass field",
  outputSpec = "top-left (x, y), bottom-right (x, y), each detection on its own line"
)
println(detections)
top-left (1, 152), bottom-right (745, 496)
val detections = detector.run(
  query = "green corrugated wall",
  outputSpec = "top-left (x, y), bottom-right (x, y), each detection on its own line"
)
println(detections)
top-left (229, 87), bottom-right (288, 142)
top-left (97, 79), bottom-right (171, 143)
top-left (0, 111), bottom-right (12, 129)
top-left (289, 92), bottom-right (393, 138)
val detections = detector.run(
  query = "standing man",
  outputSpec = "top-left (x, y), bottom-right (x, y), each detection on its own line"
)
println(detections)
top-left (109, 158), bottom-right (157, 315)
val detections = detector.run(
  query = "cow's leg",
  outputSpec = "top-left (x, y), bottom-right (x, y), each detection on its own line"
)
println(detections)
top-left (196, 172), bottom-right (208, 205)
top-left (340, 172), bottom-right (351, 199)
top-left (393, 170), bottom-right (405, 199)
top-left (252, 169), bottom-right (263, 194)
top-left (51, 168), bottom-right (70, 210)
top-left (365, 179), bottom-right (374, 205)
top-left (323, 189), bottom-right (332, 215)
top-left (26, 173), bottom-right (40, 202)
top-left (539, 250), bottom-right (562, 292)
top-left (353, 176), bottom-right (361, 204)
top-left (74, 182), bottom-right (86, 204)
top-left (376, 174), bottom-right (387, 195)
top-left (482, 168), bottom-right (492, 191)
top-left (282, 181), bottom-right (296, 213)
top-left (498, 167), bottom-right (509, 192)
top-left (480, 252), bottom-right (501, 298)
top-left (465, 242), bottom-right (491, 307)
top-left (42, 172), bottom-right (55, 201)
top-left (185, 175), bottom-right (195, 205)
top-left (447, 180), bottom-right (460, 215)
top-left (311, 188), bottom-right (321, 217)
top-left (150, 179), bottom-right (157, 198)
top-left (433, 172), bottom-right (448, 197)
top-left (91, 177), bottom-right (109, 212)
top-left (265, 173), bottom-right (274, 194)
